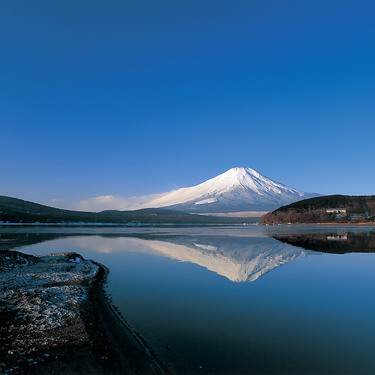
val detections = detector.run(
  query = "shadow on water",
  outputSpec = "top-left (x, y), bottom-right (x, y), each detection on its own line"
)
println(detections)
top-left (274, 231), bottom-right (375, 253)
top-left (0, 232), bottom-right (80, 250)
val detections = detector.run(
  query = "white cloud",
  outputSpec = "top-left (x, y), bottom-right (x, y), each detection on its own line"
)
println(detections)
top-left (77, 195), bottom-right (137, 211)
top-left (50, 198), bottom-right (63, 203)
top-left (75, 193), bottom-right (163, 212)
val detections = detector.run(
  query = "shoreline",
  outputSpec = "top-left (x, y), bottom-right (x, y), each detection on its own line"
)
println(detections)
top-left (0, 250), bottom-right (169, 375)
top-left (90, 263), bottom-right (169, 375)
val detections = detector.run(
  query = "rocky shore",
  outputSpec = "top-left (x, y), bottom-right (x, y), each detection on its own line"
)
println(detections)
top-left (0, 250), bottom-right (168, 375)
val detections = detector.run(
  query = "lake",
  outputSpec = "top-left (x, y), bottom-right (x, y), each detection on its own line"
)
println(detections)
top-left (2, 225), bottom-right (375, 374)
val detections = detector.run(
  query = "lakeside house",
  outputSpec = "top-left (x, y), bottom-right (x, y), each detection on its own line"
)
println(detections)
top-left (325, 208), bottom-right (347, 220)
top-left (325, 208), bottom-right (347, 214)
top-left (325, 208), bottom-right (371, 221)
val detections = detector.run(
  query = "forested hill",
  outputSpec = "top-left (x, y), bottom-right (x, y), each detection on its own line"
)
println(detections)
top-left (0, 196), bottom-right (257, 225)
top-left (261, 195), bottom-right (375, 224)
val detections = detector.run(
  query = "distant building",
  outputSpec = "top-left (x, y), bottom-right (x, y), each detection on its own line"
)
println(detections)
top-left (326, 208), bottom-right (347, 214)
top-left (327, 234), bottom-right (348, 241)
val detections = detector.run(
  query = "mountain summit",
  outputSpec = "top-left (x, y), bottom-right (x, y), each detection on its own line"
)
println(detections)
top-left (135, 167), bottom-right (320, 213)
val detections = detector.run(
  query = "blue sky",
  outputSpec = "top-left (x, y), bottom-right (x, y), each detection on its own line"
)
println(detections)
top-left (1, 0), bottom-right (374, 208)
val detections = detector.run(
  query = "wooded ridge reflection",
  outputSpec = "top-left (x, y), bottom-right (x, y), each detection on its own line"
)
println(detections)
top-left (274, 231), bottom-right (375, 253)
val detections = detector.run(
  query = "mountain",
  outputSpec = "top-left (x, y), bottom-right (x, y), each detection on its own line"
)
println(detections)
top-left (134, 167), bottom-right (319, 213)
top-left (0, 196), bottom-right (258, 224)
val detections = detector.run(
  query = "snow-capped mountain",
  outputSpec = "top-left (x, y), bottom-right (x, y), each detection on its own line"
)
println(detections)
top-left (135, 167), bottom-right (319, 213)
top-left (77, 167), bottom-right (320, 213)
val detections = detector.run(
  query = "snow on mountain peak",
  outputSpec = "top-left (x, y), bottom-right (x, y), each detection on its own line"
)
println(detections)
top-left (199, 167), bottom-right (298, 196)
top-left (133, 167), bottom-right (320, 213)
top-left (79, 167), bottom-right (319, 213)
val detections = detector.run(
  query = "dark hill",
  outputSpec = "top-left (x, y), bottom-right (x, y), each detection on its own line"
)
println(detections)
top-left (261, 195), bottom-right (375, 224)
top-left (0, 196), bottom-right (258, 225)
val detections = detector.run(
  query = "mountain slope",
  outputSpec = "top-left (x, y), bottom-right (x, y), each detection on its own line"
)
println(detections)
top-left (136, 167), bottom-right (319, 213)
top-left (0, 196), bottom-right (257, 224)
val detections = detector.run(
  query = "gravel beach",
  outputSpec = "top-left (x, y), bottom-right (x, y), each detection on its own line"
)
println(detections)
top-left (0, 249), bottom-right (168, 375)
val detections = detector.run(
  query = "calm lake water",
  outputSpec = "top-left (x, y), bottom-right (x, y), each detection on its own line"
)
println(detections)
top-left (2, 225), bottom-right (375, 374)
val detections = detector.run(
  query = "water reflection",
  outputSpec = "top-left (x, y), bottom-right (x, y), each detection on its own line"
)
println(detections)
top-left (2, 227), bottom-right (375, 283)
top-left (274, 231), bottom-right (375, 253)
top-left (3, 226), bottom-right (375, 374)
top-left (133, 236), bottom-right (310, 282)
top-left (0, 230), bottom-right (311, 282)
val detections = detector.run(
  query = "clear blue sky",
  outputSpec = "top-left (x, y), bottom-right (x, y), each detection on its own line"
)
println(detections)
top-left (1, 0), bottom-right (374, 207)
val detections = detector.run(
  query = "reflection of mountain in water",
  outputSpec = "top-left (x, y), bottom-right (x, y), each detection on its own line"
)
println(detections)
top-left (274, 232), bottom-right (375, 254)
top-left (0, 231), bottom-right (312, 283)
top-left (141, 236), bottom-right (311, 282)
